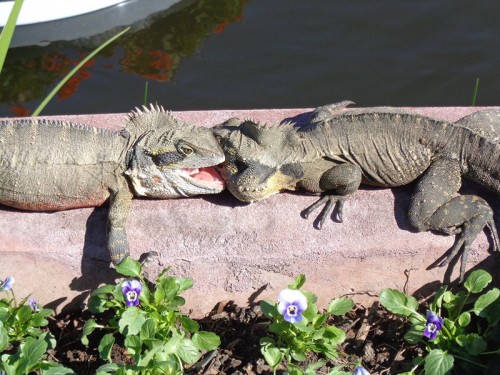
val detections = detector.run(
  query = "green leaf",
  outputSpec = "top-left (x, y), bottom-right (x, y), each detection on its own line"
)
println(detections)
top-left (464, 269), bottom-right (492, 294)
top-left (0, 0), bottom-right (24, 74)
top-left (259, 336), bottom-right (276, 346)
top-left (0, 322), bottom-right (8, 352)
top-left (192, 331), bottom-right (220, 351)
top-left (323, 326), bottom-right (346, 346)
top-left (379, 289), bottom-right (420, 318)
top-left (312, 313), bottom-right (327, 328)
top-left (286, 363), bottom-right (304, 375)
top-left (140, 318), bottom-right (156, 341)
top-left (403, 326), bottom-right (425, 344)
top-left (327, 297), bottom-right (354, 316)
top-left (473, 288), bottom-right (500, 315)
top-left (16, 337), bottom-right (48, 374)
top-left (293, 322), bottom-right (314, 333)
top-left (321, 342), bottom-right (340, 360)
top-left (91, 284), bottom-right (117, 297)
top-left (155, 277), bottom-right (179, 303)
top-left (260, 300), bottom-right (278, 319)
top-left (312, 326), bottom-right (326, 340)
top-left (30, 308), bottom-right (52, 327)
top-left (87, 296), bottom-right (109, 314)
top-left (479, 298), bottom-right (500, 326)
top-left (96, 363), bottom-right (120, 374)
top-left (424, 349), bottom-right (454, 375)
top-left (172, 295), bottom-right (186, 307)
top-left (115, 257), bottom-right (142, 277)
top-left (430, 285), bottom-right (448, 312)
top-left (180, 316), bottom-right (199, 333)
top-left (458, 312), bottom-right (471, 327)
top-left (44, 365), bottom-right (77, 374)
top-left (443, 291), bottom-right (467, 320)
top-left (176, 277), bottom-right (193, 292)
top-left (288, 274), bottom-right (306, 290)
top-left (81, 319), bottom-right (100, 346)
top-left (456, 333), bottom-right (487, 356)
top-left (118, 307), bottom-right (147, 336)
top-left (302, 295), bottom-right (318, 321)
top-left (326, 365), bottom-right (352, 375)
top-left (124, 335), bottom-right (142, 355)
top-left (16, 305), bottom-right (32, 323)
top-left (261, 346), bottom-right (283, 368)
top-left (290, 347), bottom-right (307, 362)
top-left (98, 334), bottom-right (115, 362)
top-left (305, 360), bottom-right (327, 372)
top-left (302, 290), bottom-right (318, 305)
top-left (136, 342), bottom-right (164, 367)
top-left (177, 337), bottom-right (201, 364)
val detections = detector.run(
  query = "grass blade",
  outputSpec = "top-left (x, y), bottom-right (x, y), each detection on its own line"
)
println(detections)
top-left (143, 81), bottom-right (149, 106)
top-left (470, 77), bottom-right (479, 107)
top-left (32, 26), bottom-right (130, 116)
top-left (0, 0), bottom-right (24, 74)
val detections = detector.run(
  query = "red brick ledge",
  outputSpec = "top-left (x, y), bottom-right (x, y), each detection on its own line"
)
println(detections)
top-left (1, 107), bottom-right (499, 317)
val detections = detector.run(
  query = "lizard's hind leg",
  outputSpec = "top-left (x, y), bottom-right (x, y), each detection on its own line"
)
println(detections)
top-left (408, 158), bottom-right (499, 282)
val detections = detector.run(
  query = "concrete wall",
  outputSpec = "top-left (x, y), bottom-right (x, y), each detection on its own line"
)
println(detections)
top-left (1, 107), bottom-right (499, 317)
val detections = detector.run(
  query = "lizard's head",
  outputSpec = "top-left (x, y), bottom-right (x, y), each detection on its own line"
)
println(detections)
top-left (213, 119), bottom-right (304, 202)
top-left (123, 105), bottom-right (226, 198)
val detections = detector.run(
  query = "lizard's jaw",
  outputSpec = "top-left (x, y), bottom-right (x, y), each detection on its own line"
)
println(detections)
top-left (177, 167), bottom-right (226, 190)
top-left (127, 164), bottom-right (226, 198)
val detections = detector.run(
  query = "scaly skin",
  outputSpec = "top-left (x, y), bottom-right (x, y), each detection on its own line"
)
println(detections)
top-left (0, 105), bottom-right (225, 264)
top-left (214, 103), bottom-right (500, 282)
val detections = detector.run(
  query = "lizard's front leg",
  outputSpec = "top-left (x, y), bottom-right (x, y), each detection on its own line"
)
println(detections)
top-left (408, 158), bottom-right (499, 282)
top-left (302, 163), bottom-right (362, 229)
top-left (107, 179), bottom-right (134, 265)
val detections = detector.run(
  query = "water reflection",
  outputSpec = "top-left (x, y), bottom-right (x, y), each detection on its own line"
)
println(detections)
top-left (0, 0), bottom-right (247, 116)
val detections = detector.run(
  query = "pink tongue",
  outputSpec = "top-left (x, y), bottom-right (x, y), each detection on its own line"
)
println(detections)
top-left (192, 167), bottom-right (225, 185)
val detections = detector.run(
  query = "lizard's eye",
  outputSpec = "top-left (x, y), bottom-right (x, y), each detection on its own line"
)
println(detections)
top-left (176, 143), bottom-right (194, 156)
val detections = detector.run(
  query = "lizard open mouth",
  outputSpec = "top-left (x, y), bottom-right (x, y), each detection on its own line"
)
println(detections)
top-left (178, 167), bottom-right (226, 189)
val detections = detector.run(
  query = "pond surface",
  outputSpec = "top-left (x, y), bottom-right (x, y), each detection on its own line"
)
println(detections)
top-left (1, 0), bottom-right (499, 116)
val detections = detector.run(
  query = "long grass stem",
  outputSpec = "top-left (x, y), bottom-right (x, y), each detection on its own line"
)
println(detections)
top-left (32, 27), bottom-right (130, 116)
top-left (0, 0), bottom-right (24, 74)
top-left (470, 78), bottom-right (479, 106)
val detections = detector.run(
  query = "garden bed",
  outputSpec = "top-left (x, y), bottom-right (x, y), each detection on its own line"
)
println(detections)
top-left (48, 300), bottom-right (421, 374)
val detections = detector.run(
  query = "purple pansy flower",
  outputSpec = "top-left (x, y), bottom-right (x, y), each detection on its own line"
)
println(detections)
top-left (423, 310), bottom-right (444, 339)
top-left (277, 288), bottom-right (308, 323)
top-left (353, 366), bottom-right (370, 375)
top-left (29, 297), bottom-right (40, 312)
top-left (0, 276), bottom-right (14, 291)
top-left (121, 280), bottom-right (142, 307)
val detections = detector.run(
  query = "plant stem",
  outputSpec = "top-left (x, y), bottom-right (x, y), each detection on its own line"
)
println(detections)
top-left (143, 81), bottom-right (149, 106)
top-left (32, 26), bottom-right (130, 116)
top-left (470, 78), bottom-right (480, 106)
top-left (441, 324), bottom-right (453, 340)
top-left (452, 354), bottom-right (488, 369)
top-left (0, 0), bottom-right (24, 74)
top-left (481, 349), bottom-right (500, 355)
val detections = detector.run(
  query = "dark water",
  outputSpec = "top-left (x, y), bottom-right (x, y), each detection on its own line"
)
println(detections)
top-left (1, 0), bottom-right (499, 117)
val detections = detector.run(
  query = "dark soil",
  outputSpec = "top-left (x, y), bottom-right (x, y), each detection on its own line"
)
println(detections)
top-left (46, 300), bottom-right (423, 374)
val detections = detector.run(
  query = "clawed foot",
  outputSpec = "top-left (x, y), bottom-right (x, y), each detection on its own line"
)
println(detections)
top-left (438, 236), bottom-right (473, 284)
top-left (438, 220), bottom-right (499, 283)
top-left (302, 195), bottom-right (346, 229)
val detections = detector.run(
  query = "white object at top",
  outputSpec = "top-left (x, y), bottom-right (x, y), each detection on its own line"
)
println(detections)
top-left (0, 0), bottom-right (127, 26)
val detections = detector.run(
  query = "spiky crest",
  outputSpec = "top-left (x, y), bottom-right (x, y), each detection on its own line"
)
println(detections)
top-left (121, 103), bottom-right (186, 140)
